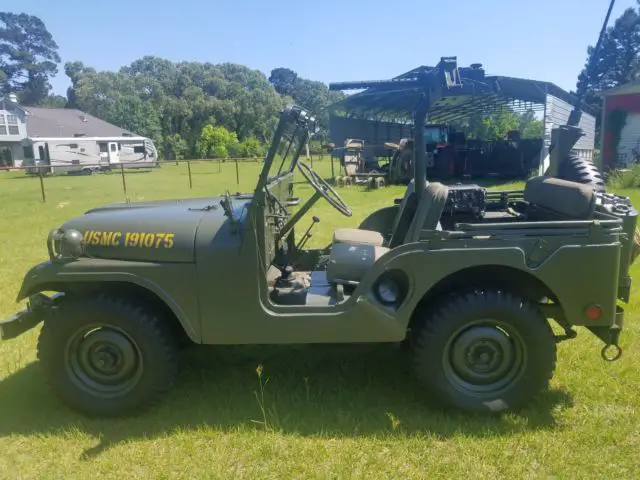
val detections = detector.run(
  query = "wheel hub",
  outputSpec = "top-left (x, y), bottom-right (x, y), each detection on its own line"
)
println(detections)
top-left (67, 326), bottom-right (143, 396)
top-left (444, 322), bottom-right (525, 394)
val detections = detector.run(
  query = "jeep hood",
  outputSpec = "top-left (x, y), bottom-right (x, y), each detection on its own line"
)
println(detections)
top-left (61, 196), bottom-right (246, 263)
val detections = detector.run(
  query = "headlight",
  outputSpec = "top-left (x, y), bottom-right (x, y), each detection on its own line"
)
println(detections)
top-left (47, 228), bottom-right (85, 261)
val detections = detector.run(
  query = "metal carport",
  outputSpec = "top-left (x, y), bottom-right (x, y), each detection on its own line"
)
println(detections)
top-left (328, 60), bottom-right (597, 176)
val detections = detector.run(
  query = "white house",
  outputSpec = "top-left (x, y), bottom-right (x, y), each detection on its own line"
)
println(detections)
top-left (0, 94), bottom-right (157, 173)
top-left (0, 94), bottom-right (29, 168)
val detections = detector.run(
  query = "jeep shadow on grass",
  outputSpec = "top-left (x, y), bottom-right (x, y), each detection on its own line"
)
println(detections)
top-left (1, 59), bottom-right (638, 421)
top-left (0, 342), bottom-right (574, 459)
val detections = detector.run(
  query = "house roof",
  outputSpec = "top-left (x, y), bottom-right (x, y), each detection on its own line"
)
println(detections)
top-left (0, 96), bottom-right (30, 115)
top-left (24, 107), bottom-right (137, 138)
top-left (596, 79), bottom-right (640, 97)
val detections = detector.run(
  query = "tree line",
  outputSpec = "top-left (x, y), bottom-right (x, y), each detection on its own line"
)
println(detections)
top-left (0, 12), bottom-right (345, 159)
top-left (2, 6), bottom-right (639, 158)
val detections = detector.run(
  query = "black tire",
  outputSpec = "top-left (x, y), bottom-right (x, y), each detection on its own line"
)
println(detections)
top-left (557, 151), bottom-right (605, 193)
top-left (412, 289), bottom-right (557, 414)
top-left (37, 294), bottom-right (179, 418)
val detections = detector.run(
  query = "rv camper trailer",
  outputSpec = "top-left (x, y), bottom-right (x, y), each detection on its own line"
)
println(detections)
top-left (21, 136), bottom-right (158, 174)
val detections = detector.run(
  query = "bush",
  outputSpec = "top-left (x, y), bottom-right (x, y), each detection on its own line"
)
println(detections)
top-left (199, 125), bottom-right (239, 158)
top-left (606, 164), bottom-right (640, 189)
top-left (231, 137), bottom-right (265, 158)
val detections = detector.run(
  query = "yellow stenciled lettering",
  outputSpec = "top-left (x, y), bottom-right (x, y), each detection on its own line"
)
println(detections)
top-left (129, 232), bottom-right (140, 247)
top-left (84, 230), bottom-right (92, 243)
top-left (143, 233), bottom-right (155, 248)
top-left (118, 232), bottom-right (176, 248)
top-left (100, 232), bottom-right (113, 246)
top-left (91, 231), bottom-right (101, 245)
top-left (154, 233), bottom-right (166, 248)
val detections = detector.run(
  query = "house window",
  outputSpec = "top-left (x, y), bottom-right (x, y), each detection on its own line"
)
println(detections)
top-left (0, 114), bottom-right (5, 135)
top-left (7, 114), bottom-right (19, 135)
top-left (99, 143), bottom-right (108, 153)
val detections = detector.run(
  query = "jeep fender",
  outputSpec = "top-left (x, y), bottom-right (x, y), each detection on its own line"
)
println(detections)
top-left (359, 242), bottom-right (619, 330)
top-left (16, 260), bottom-right (201, 343)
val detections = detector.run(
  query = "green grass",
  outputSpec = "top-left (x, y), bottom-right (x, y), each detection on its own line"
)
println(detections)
top-left (1, 159), bottom-right (640, 479)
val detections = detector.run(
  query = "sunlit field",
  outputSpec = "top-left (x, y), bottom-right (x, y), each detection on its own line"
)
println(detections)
top-left (0, 158), bottom-right (639, 478)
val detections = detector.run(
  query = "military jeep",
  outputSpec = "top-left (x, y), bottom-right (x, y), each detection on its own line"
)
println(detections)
top-left (1, 99), bottom-right (638, 418)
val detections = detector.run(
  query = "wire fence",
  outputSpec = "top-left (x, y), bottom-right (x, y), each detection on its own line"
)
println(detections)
top-left (0, 155), bottom-right (332, 205)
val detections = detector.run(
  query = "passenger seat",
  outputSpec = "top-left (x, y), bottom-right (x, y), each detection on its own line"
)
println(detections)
top-left (331, 180), bottom-right (416, 248)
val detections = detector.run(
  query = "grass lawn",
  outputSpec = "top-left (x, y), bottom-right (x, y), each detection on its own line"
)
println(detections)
top-left (1, 159), bottom-right (639, 479)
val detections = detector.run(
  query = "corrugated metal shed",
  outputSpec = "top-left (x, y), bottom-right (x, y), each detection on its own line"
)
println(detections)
top-left (544, 94), bottom-right (596, 159)
top-left (330, 64), bottom-right (597, 121)
top-left (330, 64), bottom-right (596, 163)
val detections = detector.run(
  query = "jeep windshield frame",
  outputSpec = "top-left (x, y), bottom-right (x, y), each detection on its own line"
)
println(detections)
top-left (256, 105), bottom-right (316, 191)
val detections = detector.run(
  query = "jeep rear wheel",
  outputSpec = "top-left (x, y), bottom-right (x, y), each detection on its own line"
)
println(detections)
top-left (412, 289), bottom-right (556, 414)
top-left (37, 294), bottom-right (179, 418)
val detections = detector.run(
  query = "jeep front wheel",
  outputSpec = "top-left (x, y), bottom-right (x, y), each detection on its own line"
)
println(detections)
top-left (412, 289), bottom-right (557, 414)
top-left (37, 294), bottom-right (179, 418)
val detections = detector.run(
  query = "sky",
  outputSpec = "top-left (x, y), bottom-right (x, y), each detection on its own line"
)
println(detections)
top-left (13, 0), bottom-right (639, 97)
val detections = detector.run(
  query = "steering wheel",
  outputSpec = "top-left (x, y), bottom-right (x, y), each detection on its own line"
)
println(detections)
top-left (296, 161), bottom-right (352, 217)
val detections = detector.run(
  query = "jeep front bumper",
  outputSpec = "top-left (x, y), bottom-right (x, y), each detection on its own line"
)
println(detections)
top-left (0, 293), bottom-right (61, 340)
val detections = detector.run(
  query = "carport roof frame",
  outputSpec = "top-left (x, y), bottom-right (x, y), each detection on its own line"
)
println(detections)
top-left (329, 64), bottom-right (596, 122)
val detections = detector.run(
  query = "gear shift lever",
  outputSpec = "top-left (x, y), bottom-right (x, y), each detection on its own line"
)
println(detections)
top-left (296, 216), bottom-right (320, 252)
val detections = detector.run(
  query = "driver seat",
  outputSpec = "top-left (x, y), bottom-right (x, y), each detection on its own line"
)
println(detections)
top-left (327, 182), bottom-right (448, 285)
top-left (332, 179), bottom-right (417, 248)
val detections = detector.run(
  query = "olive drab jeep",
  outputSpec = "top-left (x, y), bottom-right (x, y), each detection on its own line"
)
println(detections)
top-left (2, 60), bottom-right (638, 418)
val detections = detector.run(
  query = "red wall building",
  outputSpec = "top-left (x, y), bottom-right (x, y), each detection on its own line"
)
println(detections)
top-left (599, 81), bottom-right (640, 169)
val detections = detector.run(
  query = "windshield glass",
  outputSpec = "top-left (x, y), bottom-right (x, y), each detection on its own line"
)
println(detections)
top-left (267, 119), bottom-right (306, 180)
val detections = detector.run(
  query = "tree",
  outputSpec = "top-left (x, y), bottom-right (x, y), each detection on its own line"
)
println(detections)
top-left (199, 124), bottom-right (239, 158)
top-left (269, 68), bottom-right (298, 96)
top-left (165, 133), bottom-right (188, 160)
top-left (65, 61), bottom-right (96, 108)
top-left (269, 67), bottom-right (345, 139)
top-left (575, 3), bottom-right (640, 141)
top-left (519, 110), bottom-right (544, 139)
top-left (577, 6), bottom-right (640, 96)
top-left (38, 94), bottom-right (67, 108)
top-left (62, 58), bottom-right (341, 159)
top-left (233, 136), bottom-right (264, 158)
top-left (0, 12), bottom-right (61, 105)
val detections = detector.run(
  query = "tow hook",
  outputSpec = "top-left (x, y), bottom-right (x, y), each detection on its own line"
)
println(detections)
top-left (601, 343), bottom-right (623, 362)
